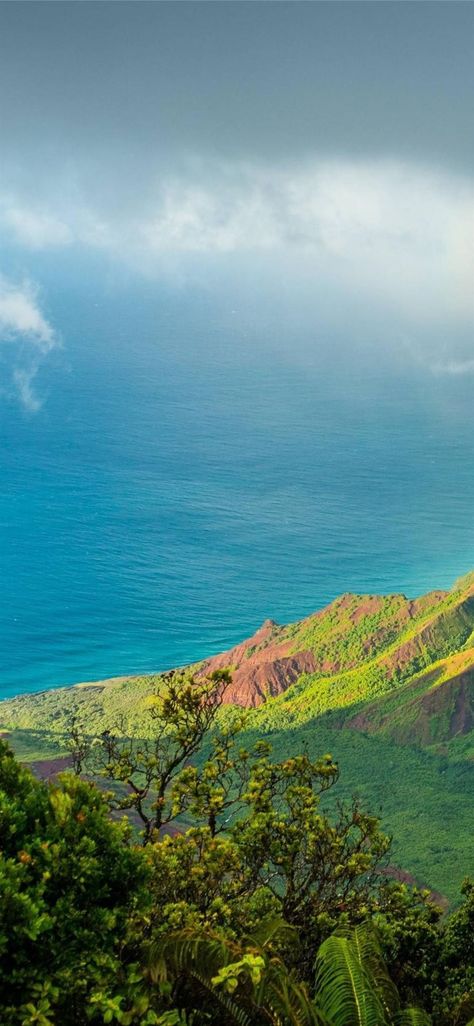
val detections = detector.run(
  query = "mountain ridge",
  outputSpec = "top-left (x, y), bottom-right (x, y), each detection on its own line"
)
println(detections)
top-left (2, 571), bottom-right (474, 754)
top-left (1, 571), bottom-right (473, 902)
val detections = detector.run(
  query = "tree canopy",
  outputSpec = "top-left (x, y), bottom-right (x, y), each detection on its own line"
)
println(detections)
top-left (0, 671), bottom-right (472, 1025)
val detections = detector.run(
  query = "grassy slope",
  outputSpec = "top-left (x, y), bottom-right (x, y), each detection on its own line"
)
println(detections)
top-left (247, 591), bottom-right (474, 743)
top-left (0, 674), bottom-right (194, 740)
top-left (4, 582), bottom-right (474, 742)
top-left (344, 650), bottom-right (474, 751)
top-left (1, 573), bottom-right (473, 901)
top-left (243, 722), bottom-right (474, 903)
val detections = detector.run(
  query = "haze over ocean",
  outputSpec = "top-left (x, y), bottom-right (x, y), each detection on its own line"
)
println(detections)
top-left (0, 3), bottom-right (473, 699)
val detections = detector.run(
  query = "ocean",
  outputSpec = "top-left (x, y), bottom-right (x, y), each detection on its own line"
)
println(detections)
top-left (1, 268), bottom-right (473, 700)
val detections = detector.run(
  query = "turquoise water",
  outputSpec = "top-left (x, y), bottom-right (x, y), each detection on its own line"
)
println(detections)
top-left (1, 273), bottom-right (473, 700)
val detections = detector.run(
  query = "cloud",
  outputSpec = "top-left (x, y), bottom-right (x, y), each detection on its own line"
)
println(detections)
top-left (141, 177), bottom-right (281, 255)
top-left (0, 277), bottom-right (56, 350)
top-left (2, 205), bottom-right (73, 250)
top-left (0, 276), bottom-right (59, 410)
top-left (3, 158), bottom-right (472, 326)
top-left (0, 157), bottom-right (472, 386)
top-left (139, 161), bottom-right (474, 323)
top-left (12, 366), bottom-right (43, 413)
top-left (0, 194), bottom-right (112, 252)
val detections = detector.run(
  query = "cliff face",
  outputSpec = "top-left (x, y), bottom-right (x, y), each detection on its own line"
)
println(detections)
top-left (199, 619), bottom-right (316, 706)
top-left (200, 593), bottom-right (425, 706)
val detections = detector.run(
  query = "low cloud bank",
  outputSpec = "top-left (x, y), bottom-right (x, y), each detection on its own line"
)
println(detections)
top-left (1, 158), bottom-right (472, 327)
top-left (0, 156), bottom-right (472, 402)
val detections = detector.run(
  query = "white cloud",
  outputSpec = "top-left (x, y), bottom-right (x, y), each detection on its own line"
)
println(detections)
top-left (0, 195), bottom-right (113, 253)
top-left (12, 366), bottom-right (42, 413)
top-left (139, 161), bottom-right (474, 324)
top-left (142, 178), bottom-right (281, 254)
top-left (1, 156), bottom-right (472, 342)
top-left (3, 205), bottom-right (73, 250)
top-left (0, 277), bottom-right (55, 351)
top-left (0, 276), bottom-right (59, 410)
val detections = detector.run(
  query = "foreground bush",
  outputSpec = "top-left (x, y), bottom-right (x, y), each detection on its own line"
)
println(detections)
top-left (0, 741), bottom-right (153, 1025)
top-left (0, 670), bottom-right (473, 1025)
top-left (151, 921), bottom-right (432, 1026)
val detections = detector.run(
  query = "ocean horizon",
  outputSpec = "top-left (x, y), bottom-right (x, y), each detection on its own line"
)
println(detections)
top-left (1, 271), bottom-right (473, 702)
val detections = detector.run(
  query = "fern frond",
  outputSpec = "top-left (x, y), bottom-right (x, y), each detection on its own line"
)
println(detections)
top-left (149, 927), bottom-right (323, 1026)
top-left (149, 930), bottom-right (255, 1025)
top-left (393, 1008), bottom-right (432, 1026)
top-left (315, 934), bottom-right (387, 1026)
top-left (248, 916), bottom-right (299, 953)
top-left (149, 929), bottom-right (239, 982)
top-left (254, 962), bottom-right (325, 1026)
top-left (349, 925), bottom-right (399, 1018)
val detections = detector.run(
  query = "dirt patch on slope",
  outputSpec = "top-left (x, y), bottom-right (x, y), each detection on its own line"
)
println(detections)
top-left (200, 619), bottom-right (316, 706)
top-left (378, 865), bottom-right (449, 910)
top-left (29, 756), bottom-right (73, 781)
top-left (220, 651), bottom-right (317, 707)
top-left (350, 596), bottom-right (387, 624)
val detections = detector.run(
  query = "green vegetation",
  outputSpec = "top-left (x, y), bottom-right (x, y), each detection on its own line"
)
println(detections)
top-left (0, 740), bottom-right (149, 1025)
top-left (242, 724), bottom-right (474, 903)
top-left (1, 671), bottom-right (474, 1026)
top-left (150, 922), bottom-right (434, 1026)
top-left (1, 573), bottom-right (473, 903)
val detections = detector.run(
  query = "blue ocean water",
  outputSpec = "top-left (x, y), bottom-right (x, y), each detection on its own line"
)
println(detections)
top-left (1, 270), bottom-right (473, 700)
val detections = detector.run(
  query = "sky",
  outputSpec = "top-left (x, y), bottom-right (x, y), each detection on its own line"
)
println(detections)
top-left (0, 0), bottom-right (473, 409)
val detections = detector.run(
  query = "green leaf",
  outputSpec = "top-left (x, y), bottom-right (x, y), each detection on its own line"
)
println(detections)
top-left (315, 933), bottom-right (388, 1026)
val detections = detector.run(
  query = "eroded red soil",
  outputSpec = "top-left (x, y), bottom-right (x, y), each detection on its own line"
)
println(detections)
top-left (200, 618), bottom-right (316, 706)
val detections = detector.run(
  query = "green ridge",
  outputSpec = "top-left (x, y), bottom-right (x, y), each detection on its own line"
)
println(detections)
top-left (1, 571), bottom-right (473, 901)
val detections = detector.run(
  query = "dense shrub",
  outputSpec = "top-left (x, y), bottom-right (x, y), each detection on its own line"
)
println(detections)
top-left (0, 741), bottom-right (152, 1025)
top-left (0, 670), bottom-right (473, 1025)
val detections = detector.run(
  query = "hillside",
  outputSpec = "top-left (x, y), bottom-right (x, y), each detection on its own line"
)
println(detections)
top-left (1, 571), bottom-right (473, 900)
top-left (3, 572), bottom-right (474, 745)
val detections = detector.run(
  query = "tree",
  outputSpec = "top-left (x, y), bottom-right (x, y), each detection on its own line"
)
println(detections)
top-left (0, 740), bottom-right (153, 1026)
top-left (53, 667), bottom-right (471, 1025)
top-left (64, 714), bottom-right (93, 775)
top-left (372, 881), bottom-right (443, 1012)
top-left (232, 747), bottom-right (390, 968)
top-left (91, 670), bottom-right (231, 843)
top-left (146, 742), bottom-right (391, 977)
top-left (433, 880), bottom-right (474, 1026)
top-left (62, 669), bottom-right (393, 973)
top-left (2, 718), bottom-right (472, 1026)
